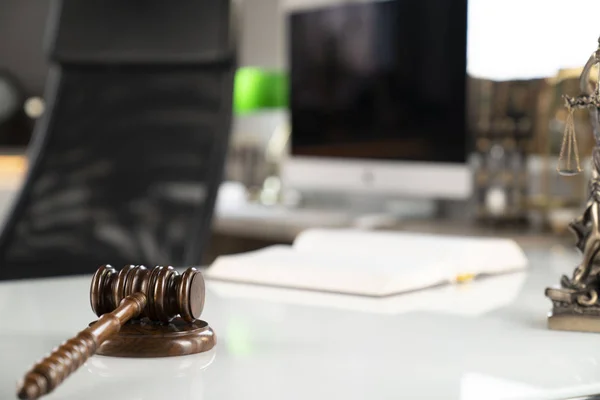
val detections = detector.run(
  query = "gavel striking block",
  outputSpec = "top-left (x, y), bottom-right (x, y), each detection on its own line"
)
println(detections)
top-left (17, 265), bottom-right (215, 400)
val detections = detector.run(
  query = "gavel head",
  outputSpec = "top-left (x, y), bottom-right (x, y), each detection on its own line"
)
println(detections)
top-left (90, 265), bottom-right (205, 323)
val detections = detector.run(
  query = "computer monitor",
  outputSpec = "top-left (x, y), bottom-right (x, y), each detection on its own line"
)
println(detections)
top-left (282, 0), bottom-right (471, 200)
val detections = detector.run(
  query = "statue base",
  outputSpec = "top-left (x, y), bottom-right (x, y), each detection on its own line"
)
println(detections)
top-left (548, 312), bottom-right (600, 333)
top-left (546, 286), bottom-right (600, 332)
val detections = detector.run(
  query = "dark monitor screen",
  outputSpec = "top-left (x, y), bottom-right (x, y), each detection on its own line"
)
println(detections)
top-left (288, 0), bottom-right (468, 163)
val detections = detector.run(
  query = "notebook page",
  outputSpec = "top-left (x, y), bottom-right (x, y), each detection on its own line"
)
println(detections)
top-left (206, 245), bottom-right (448, 296)
top-left (293, 229), bottom-right (528, 279)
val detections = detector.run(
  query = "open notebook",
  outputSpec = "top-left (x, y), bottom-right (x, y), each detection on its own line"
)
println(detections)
top-left (205, 229), bottom-right (529, 297)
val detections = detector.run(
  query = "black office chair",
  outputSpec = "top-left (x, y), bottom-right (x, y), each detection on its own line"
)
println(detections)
top-left (0, 0), bottom-right (237, 280)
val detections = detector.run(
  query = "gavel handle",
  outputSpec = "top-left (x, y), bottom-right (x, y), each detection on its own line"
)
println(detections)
top-left (17, 292), bottom-right (147, 400)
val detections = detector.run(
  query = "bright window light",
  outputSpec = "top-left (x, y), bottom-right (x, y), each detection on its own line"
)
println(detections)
top-left (467, 0), bottom-right (600, 80)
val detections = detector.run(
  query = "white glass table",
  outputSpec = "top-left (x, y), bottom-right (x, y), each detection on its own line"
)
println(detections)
top-left (1, 247), bottom-right (599, 400)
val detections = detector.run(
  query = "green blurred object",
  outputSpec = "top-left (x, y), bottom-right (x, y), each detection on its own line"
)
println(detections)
top-left (265, 71), bottom-right (288, 109)
top-left (233, 67), bottom-right (288, 114)
top-left (225, 318), bottom-right (255, 356)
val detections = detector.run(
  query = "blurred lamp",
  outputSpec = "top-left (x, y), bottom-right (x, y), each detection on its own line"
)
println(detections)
top-left (231, 67), bottom-right (289, 205)
top-left (233, 67), bottom-right (288, 114)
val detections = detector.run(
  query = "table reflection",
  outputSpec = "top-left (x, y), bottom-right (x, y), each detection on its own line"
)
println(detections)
top-left (53, 349), bottom-right (216, 400)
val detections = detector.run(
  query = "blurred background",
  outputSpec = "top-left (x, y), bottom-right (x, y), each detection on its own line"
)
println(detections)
top-left (4, 4), bottom-right (600, 398)
top-left (1, 0), bottom-right (600, 269)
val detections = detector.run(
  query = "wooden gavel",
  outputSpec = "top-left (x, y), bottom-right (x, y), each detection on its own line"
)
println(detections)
top-left (17, 265), bottom-right (206, 400)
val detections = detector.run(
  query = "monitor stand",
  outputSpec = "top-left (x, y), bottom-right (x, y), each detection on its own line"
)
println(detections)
top-left (285, 190), bottom-right (442, 226)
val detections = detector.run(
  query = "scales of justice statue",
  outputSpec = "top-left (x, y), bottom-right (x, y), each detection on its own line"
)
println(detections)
top-left (545, 37), bottom-right (600, 333)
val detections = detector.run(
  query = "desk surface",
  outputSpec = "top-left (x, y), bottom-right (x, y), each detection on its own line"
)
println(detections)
top-left (2, 247), bottom-right (600, 400)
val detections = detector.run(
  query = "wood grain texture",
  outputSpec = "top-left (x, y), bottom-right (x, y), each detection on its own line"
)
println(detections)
top-left (96, 318), bottom-right (216, 358)
top-left (17, 292), bottom-right (147, 400)
top-left (90, 265), bottom-right (205, 323)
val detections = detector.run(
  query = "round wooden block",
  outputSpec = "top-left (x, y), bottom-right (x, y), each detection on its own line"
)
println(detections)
top-left (94, 318), bottom-right (216, 358)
